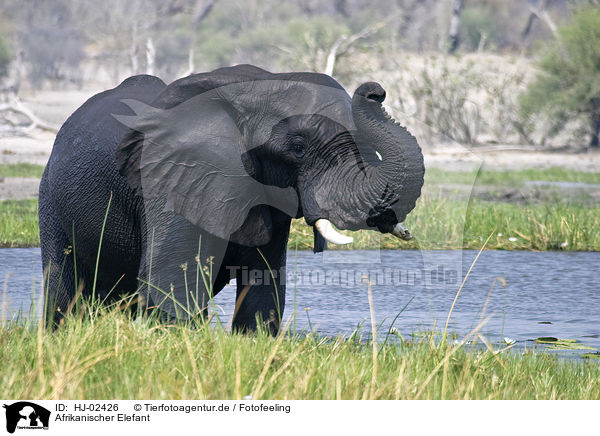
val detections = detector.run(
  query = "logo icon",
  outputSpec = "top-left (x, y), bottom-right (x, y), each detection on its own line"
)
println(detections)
top-left (3, 402), bottom-right (50, 433)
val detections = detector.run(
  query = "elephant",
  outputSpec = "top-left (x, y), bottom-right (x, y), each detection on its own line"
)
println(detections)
top-left (39, 64), bottom-right (424, 334)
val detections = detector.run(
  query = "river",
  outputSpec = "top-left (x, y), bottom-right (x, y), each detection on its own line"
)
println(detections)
top-left (1, 248), bottom-right (598, 353)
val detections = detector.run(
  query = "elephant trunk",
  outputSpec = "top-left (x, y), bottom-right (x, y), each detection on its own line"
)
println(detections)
top-left (350, 82), bottom-right (425, 230)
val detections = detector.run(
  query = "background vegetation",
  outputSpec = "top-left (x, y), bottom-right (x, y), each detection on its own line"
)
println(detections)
top-left (1, 0), bottom-right (600, 148)
top-left (519, 5), bottom-right (600, 148)
top-left (2, 166), bottom-right (599, 251)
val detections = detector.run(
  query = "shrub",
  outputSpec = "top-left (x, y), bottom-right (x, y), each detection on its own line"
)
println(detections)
top-left (519, 5), bottom-right (600, 148)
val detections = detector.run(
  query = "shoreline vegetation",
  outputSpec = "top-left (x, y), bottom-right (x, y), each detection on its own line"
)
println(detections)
top-left (1, 303), bottom-right (599, 399)
top-left (1, 165), bottom-right (599, 399)
top-left (1, 164), bottom-right (598, 251)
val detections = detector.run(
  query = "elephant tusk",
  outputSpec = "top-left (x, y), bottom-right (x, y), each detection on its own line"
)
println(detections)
top-left (391, 223), bottom-right (412, 240)
top-left (315, 219), bottom-right (354, 245)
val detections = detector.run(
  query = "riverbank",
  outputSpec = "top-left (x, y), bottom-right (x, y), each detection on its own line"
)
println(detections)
top-left (1, 306), bottom-right (598, 399)
top-left (3, 197), bottom-right (599, 250)
top-left (2, 165), bottom-right (599, 250)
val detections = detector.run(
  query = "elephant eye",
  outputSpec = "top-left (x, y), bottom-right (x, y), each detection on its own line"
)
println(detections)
top-left (289, 136), bottom-right (306, 157)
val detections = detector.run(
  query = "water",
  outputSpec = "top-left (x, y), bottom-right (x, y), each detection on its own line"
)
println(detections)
top-left (1, 248), bottom-right (599, 353)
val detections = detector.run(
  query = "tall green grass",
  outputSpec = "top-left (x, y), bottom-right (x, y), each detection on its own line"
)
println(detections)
top-left (290, 193), bottom-right (600, 251)
top-left (2, 195), bottom-right (599, 250)
top-left (1, 302), bottom-right (599, 399)
top-left (0, 199), bottom-right (39, 247)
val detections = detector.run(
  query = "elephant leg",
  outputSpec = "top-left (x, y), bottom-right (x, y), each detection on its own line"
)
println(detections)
top-left (232, 270), bottom-right (286, 335)
top-left (231, 217), bottom-right (290, 335)
top-left (39, 187), bottom-right (78, 326)
top-left (140, 209), bottom-right (229, 320)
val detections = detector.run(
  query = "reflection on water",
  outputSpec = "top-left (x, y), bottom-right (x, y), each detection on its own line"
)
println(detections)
top-left (1, 248), bottom-right (599, 352)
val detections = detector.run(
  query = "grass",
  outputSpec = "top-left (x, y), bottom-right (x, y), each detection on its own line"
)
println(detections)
top-left (1, 200), bottom-right (597, 400)
top-left (1, 303), bottom-right (599, 399)
top-left (2, 164), bottom-right (597, 185)
top-left (1, 195), bottom-right (599, 250)
top-left (0, 199), bottom-right (39, 248)
top-left (1, 166), bottom-right (598, 250)
top-left (0, 163), bottom-right (45, 179)
top-left (426, 167), bottom-right (600, 186)
top-left (290, 193), bottom-right (600, 251)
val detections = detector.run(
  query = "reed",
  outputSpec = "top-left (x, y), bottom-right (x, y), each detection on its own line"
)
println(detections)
top-left (1, 300), bottom-right (599, 399)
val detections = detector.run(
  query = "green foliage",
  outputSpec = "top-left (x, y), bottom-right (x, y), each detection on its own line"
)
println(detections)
top-left (519, 5), bottom-right (600, 147)
top-left (193, 11), bottom-right (350, 71)
top-left (460, 6), bottom-right (498, 51)
top-left (0, 32), bottom-right (10, 77)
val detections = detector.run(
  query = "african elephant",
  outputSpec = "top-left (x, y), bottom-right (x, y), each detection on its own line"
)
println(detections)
top-left (39, 64), bottom-right (424, 334)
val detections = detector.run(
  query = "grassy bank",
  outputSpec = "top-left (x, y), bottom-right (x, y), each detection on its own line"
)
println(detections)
top-left (425, 167), bottom-right (600, 185)
top-left (0, 163), bottom-right (45, 178)
top-left (1, 306), bottom-right (599, 399)
top-left (289, 194), bottom-right (600, 251)
top-left (3, 197), bottom-right (598, 250)
top-left (0, 199), bottom-right (39, 248)
top-left (1, 166), bottom-right (598, 250)
top-left (4, 164), bottom-right (599, 185)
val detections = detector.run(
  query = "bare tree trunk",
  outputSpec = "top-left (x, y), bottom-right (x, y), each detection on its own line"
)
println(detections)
top-left (184, 0), bottom-right (219, 77)
top-left (524, 0), bottom-right (559, 42)
top-left (145, 37), bottom-right (156, 75)
top-left (130, 22), bottom-right (139, 75)
top-left (334, 0), bottom-right (349, 17)
top-left (183, 48), bottom-right (195, 76)
top-left (0, 50), bottom-right (23, 100)
top-left (324, 36), bottom-right (346, 76)
top-left (590, 112), bottom-right (600, 149)
top-left (193, 0), bottom-right (218, 24)
top-left (521, 0), bottom-right (548, 47)
top-left (447, 0), bottom-right (464, 54)
top-left (323, 19), bottom-right (389, 76)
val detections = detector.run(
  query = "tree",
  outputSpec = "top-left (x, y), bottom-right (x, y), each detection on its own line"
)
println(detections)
top-left (447, 0), bottom-right (465, 53)
top-left (0, 33), bottom-right (10, 78)
top-left (15, 0), bottom-right (86, 87)
top-left (520, 5), bottom-right (600, 148)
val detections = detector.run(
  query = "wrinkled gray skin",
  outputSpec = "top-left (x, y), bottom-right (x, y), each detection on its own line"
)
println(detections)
top-left (39, 64), bottom-right (424, 334)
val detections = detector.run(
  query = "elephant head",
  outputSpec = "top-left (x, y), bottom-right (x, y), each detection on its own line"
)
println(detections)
top-left (114, 65), bottom-right (424, 250)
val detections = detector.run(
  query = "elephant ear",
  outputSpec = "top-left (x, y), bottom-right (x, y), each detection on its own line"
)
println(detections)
top-left (115, 66), bottom-right (355, 246)
top-left (115, 73), bottom-right (299, 246)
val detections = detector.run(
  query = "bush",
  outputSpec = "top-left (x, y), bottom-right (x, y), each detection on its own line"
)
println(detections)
top-left (0, 33), bottom-right (10, 78)
top-left (358, 54), bottom-right (531, 146)
top-left (519, 5), bottom-right (600, 148)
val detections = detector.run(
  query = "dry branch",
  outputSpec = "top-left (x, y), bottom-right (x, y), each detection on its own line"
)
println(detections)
top-left (527, 1), bottom-right (559, 40)
top-left (0, 96), bottom-right (59, 133)
top-left (324, 19), bottom-right (390, 76)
